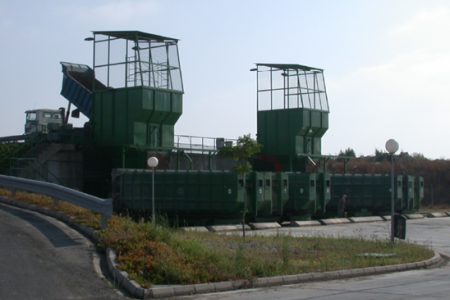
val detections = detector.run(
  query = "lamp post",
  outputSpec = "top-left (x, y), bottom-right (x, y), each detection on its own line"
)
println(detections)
top-left (385, 139), bottom-right (399, 242)
top-left (147, 157), bottom-right (159, 225)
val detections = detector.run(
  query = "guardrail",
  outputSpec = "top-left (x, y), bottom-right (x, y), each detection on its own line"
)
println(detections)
top-left (0, 174), bottom-right (112, 229)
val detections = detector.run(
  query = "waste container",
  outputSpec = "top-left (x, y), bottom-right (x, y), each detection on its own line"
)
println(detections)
top-left (393, 214), bottom-right (407, 239)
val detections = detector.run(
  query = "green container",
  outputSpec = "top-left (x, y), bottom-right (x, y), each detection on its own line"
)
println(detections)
top-left (112, 169), bottom-right (244, 220)
top-left (414, 176), bottom-right (424, 210)
top-left (330, 174), bottom-right (403, 212)
top-left (271, 172), bottom-right (289, 216)
top-left (283, 173), bottom-right (317, 216)
top-left (403, 175), bottom-right (415, 210)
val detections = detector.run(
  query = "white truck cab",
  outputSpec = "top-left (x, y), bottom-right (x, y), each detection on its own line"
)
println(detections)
top-left (25, 108), bottom-right (64, 134)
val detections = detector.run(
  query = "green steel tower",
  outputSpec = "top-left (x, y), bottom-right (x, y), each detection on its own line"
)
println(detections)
top-left (87, 31), bottom-right (184, 168)
top-left (253, 64), bottom-right (329, 172)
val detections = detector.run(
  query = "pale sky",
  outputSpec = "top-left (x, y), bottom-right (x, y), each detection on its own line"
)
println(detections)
top-left (1, 0), bottom-right (449, 159)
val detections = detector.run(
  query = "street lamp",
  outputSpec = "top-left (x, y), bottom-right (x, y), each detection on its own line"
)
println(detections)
top-left (385, 139), bottom-right (399, 242)
top-left (147, 156), bottom-right (159, 225)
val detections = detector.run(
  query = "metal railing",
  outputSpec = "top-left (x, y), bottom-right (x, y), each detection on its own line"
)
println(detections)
top-left (174, 135), bottom-right (236, 152)
top-left (0, 174), bottom-right (112, 229)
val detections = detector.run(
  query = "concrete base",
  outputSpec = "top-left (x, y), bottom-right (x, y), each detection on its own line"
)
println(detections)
top-left (248, 222), bottom-right (282, 230)
top-left (206, 225), bottom-right (251, 232)
top-left (404, 214), bottom-right (425, 219)
top-left (180, 226), bottom-right (209, 232)
top-left (427, 212), bottom-right (449, 218)
top-left (381, 215), bottom-right (392, 221)
top-left (291, 220), bottom-right (322, 227)
top-left (318, 218), bottom-right (351, 225)
top-left (348, 216), bottom-right (384, 223)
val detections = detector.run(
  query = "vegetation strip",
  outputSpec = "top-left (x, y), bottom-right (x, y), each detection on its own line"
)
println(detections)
top-left (104, 248), bottom-right (441, 299)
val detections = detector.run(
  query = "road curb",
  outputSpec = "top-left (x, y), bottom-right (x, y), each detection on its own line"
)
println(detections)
top-left (103, 245), bottom-right (442, 298)
top-left (0, 196), bottom-right (443, 299)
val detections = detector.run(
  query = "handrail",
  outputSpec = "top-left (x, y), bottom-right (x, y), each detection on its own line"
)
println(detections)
top-left (174, 135), bottom-right (236, 152)
top-left (0, 134), bottom-right (35, 143)
top-left (6, 157), bottom-right (63, 186)
top-left (0, 174), bottom-right (112, 229)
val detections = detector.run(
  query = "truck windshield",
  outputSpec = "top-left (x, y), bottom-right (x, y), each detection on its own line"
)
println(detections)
top-left (26, 113), bottom-right (37, 121)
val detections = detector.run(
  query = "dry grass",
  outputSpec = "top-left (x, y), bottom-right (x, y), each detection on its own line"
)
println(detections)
top-left (418, 205), bottom-right (450, 214)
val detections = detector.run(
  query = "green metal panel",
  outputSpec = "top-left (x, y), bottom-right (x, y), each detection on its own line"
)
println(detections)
top-left (245, 172), bottom-right (269, 218)
top-left (112, 169), bottom-right (245, 220)
top-left (271, 172), bottom-right (289, 215)
top-left (414, 176), bottom-right (424, 209)
top-left (330, 174), bottom-right (403, 212)
top-left (256, 172), bottom-right (273, 217)
top-left (257, 108), bottom-right (329, 157)
top-left (283, 173), bottom-right (316, 216)
top-left (98, 92), bottom-right (114, 144)
top-left (315, 173), bottom-right (331, 213)
top-left (161, 125), bottom-right (174, 148)
top-left (403, 175), bottom-right (415, 210)
top-left (113, 91), bottom-right (128, 143)
top-left (92, 87), bottom-right (182, 150)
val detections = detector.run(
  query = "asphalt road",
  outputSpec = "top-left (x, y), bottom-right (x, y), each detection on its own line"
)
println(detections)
top-left (0, 203), bottom-right (126, 300)
top-left (177, 217), bottom-right (450, 300)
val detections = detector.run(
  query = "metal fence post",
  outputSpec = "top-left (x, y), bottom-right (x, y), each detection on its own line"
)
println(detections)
top-left (52, 196), bottom-right (59, 207)
top-left (101, 215), bottom-right (108, 230)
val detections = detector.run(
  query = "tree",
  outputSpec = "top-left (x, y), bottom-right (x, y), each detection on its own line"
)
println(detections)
top-left (218, 134), bottom-right (262, 240)
top-left (337, 147), bottom-right (356, 162)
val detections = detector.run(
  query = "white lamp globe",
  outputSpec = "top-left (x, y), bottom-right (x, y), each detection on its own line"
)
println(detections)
top-left (147, 157), bottom-right (159, 168)
top-left (385, 139), bottom-right (399, 154)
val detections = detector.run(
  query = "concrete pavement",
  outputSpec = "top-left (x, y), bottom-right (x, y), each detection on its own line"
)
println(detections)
top-left (0, 202), bottom-right (126, 300)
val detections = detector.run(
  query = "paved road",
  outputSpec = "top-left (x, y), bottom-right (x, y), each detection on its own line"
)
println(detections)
top-left (0, 203), bottom-right (126, 300)
top-left (178, 217), bottom-right (450, 300)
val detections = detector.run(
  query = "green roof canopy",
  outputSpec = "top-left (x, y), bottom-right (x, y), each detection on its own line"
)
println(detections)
top-left (92, 31), bottom-right (178, 42)
top-left (256, 63), bottom-right (323, 71)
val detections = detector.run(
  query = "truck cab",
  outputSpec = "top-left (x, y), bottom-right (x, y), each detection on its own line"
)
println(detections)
top-left (25, 108), bottom-right (64, 134)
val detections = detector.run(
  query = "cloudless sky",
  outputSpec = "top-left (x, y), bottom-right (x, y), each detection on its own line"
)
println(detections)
top-left (1, 0), bottom-right (449, 158)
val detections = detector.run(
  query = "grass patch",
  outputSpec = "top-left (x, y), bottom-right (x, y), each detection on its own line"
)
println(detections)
top-left (418, 205), bottom-right (450, 213)
top-left (0, 188), bottom-right (435, 288)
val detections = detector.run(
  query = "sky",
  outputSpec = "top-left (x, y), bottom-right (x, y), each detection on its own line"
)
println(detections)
top-left (1, 0), bottom-right (449, 159)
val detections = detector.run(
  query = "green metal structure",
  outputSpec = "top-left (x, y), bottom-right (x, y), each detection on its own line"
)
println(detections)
top-left (88, 31), bottom-right (184, 167)
top-left (329, 174), bottom-right (404, 215)
top-left (254, 64), bottom-right (329, 172)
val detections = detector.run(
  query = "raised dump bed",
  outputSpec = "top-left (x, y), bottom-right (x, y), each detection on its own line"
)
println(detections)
top-left (60, 62), bottom-right (108, 119)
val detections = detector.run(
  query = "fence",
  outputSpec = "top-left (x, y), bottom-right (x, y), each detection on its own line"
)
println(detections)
top-left (0, 174), bottom-right (112, 229)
